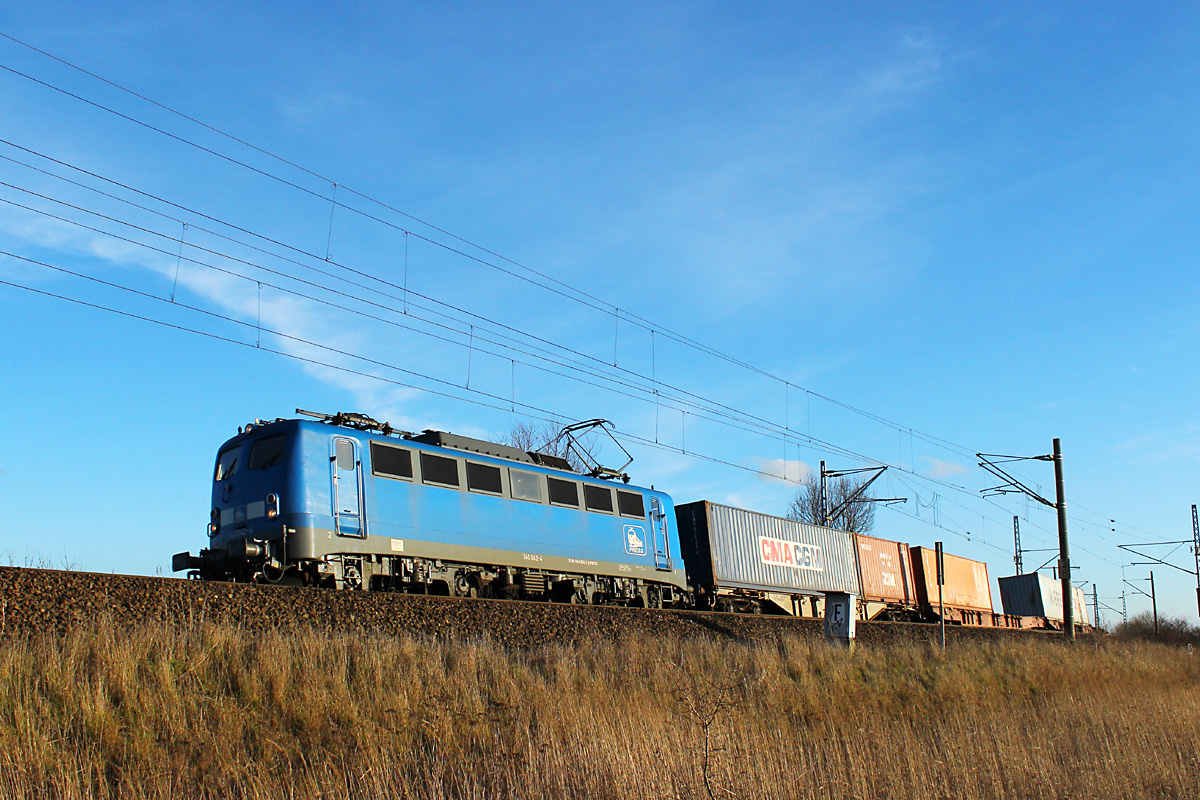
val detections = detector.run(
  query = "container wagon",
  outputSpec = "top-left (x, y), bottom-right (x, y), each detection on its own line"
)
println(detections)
top-left (673, 500), bottom-right (859, 614)
top-left (851, 533), bottom-right (920, 620)
top-left (909, 546), bottom-right (994, 625)
top-left (998, 572), bottom-right (1091, 628)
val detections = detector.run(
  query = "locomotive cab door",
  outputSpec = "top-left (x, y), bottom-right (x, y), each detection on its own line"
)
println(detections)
top-left (331, 437), bottom-right (366, 538)
top-left (650, 497), bottom-right (672, 571)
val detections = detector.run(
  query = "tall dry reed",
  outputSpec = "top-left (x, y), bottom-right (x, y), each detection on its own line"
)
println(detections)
top-left (1, 618), bottom-right (1197, 799)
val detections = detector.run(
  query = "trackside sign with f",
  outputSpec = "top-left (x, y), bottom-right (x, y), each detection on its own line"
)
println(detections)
top-left (759, 536), bottom-right (824, 572)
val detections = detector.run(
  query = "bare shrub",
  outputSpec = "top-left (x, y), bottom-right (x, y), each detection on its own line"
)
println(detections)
top-left (1113, 611), bottom-right (1200, 646)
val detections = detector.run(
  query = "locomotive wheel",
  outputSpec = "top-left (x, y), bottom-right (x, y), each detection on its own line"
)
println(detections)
top-left (455, 573), bottom-right (481, 598)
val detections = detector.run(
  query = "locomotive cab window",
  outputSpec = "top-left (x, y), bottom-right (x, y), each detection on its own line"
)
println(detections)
top-left (584, 485), bottom-right (614, 514)
top-left (547, 477), bottom-right (579, 507)
top-left (248, 435), bottom-right (286, 470)
top-left (215, 447), bottom-right (239, 481)
top-left (617, 490), bottom-right (645, 518)
top-left (370, 442), bottom-right (413, 480)
top-left (509, 469), bottom-right (542, 502)
top-left (420, 452), bottom-right (461, 487)
top-left (466, 462), bottom-right (503, 494)
top-left (335, 439), bottom-right (356, 470)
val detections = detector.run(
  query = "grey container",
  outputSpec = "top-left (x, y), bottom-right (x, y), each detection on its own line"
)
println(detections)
top-left (675, 501), bottom-right (860, 596)
top-left (998, 572), bottom-right (1091, 625)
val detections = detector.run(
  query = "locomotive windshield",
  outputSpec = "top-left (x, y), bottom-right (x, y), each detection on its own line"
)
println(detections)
top-left (248, 435), bottom-right (286, 470)
top-left (214, 446), bottom-right (239, 481)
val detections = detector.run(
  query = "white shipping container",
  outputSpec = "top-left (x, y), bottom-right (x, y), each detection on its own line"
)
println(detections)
top-left (998, 573), bottom-right (1090, 625)
top-left (674, 501), bottom-right (860, 596)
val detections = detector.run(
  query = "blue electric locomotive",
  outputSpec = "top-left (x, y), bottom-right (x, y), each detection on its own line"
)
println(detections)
top-left (173, 411), bottom-right (688, 607)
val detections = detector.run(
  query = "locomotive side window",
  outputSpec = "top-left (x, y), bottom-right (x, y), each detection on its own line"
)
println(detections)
top-left (510, 469), bottom-right (542, 502)
top-left (248, 435), bottom-right (286, 470)
top-left (547, 477), bottom-right (579, 507)
top-left (420, 452), bottom-right (461, 487)
top-left (617, 490), bottom-right (646, 518)
top-left (370, 442), bottom-right (413, 480)
top-left (215, 447), bottom-right (239, 481)
top-left (584, 485), bottom-right (614, 513)
top-left (466, 462), bottom-right (503, 494)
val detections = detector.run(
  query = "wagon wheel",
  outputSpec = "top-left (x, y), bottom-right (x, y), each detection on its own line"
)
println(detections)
top-left (456, 572), bottom-right (480, 598)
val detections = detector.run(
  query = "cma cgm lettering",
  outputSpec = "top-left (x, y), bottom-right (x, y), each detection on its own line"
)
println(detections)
top-left (758, 536), bottom-right (824, 572)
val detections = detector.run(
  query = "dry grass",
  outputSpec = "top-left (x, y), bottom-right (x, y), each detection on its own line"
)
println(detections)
top-left (1, 619), bottom-right (1198, 799)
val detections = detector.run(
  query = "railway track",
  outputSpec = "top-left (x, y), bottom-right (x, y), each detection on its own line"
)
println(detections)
top-left (0, 566), bottom-right (1084, 648)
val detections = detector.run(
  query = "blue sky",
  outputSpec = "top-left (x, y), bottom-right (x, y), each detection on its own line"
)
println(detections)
top-left (2, 2), bottom-right (1199, 623)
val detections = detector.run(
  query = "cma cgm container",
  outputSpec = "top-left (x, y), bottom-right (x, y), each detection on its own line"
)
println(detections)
top-left (674, 501), bottom-right (859, 609)
top-left (852, 533), bottom-right (918, 607)
top-left (910, 546), bottom-right (993, 615)
top-left (998, 573), bottom-right (1091, 626)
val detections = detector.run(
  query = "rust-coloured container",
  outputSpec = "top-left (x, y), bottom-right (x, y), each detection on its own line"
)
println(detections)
top-left (910, 546), bottom-right (993, 614)
top-left (852, 533), bottom-right (917, 606)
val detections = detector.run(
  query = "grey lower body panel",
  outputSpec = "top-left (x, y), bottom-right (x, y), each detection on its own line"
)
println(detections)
top-left (284, 526), bottom-right (689, 590)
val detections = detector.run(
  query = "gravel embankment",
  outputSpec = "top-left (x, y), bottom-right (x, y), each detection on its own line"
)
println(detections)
top-left (0, 566), bottom-right (1081, 648)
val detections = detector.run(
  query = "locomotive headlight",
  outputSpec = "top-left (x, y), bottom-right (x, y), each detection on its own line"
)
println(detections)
top-left (209, 508), bottom-right (220, 537)
top-left (266, 493), bottom-right (280, 519)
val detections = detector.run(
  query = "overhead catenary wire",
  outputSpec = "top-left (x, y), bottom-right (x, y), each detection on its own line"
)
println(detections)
top-left (0, 139), bottom-right (891, 464)
top-left (0, 72), bottom-right (1094, 534)
top-left (0, 184), bottom-right (885, 461)
top-left (0, 38), bottom-right (987, 465)
top-left (0, 34), bottom-right (1163, 569)
top-left (0, 175), bottom-right (1132, 568)
top-left (0, 259), bottom-right (1028, 552)
top-left (0, 162), bottom-right (992, 499)
top-left (0, 244), bottom-right (1120, 560)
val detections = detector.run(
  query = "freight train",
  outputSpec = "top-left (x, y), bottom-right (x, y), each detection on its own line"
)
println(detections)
top-left (173, 411), bottom-right (1089, 629)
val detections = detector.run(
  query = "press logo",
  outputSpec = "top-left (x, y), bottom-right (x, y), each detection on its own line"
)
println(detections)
top-left (624, 525), bottom-right (647, 556)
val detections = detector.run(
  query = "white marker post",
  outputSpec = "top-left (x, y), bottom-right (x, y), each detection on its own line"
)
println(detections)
top-left (824, 591), bottom-right (856, 650)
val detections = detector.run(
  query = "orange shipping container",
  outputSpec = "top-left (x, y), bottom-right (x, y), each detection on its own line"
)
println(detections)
top-left (853, 534), bottom-right (918, 606)
top-left (910, 547), bottom-right (993, 613)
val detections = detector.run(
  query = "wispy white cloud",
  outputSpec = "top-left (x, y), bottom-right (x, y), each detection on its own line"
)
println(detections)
top-left (275, 81), bottom-right (365, 127)
top-left (923, 456), bottom-right (969, 477)
top-left (0, 205), bottom-right (427, 414)
top-left (751, 456), bottom-right (811, 484)
top-left (862, 28), bottom-right (944, 98)
top-left (1116, 426), bottom-right (1200, 465)
top-left (592, 29), bottom-right (955, 318)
